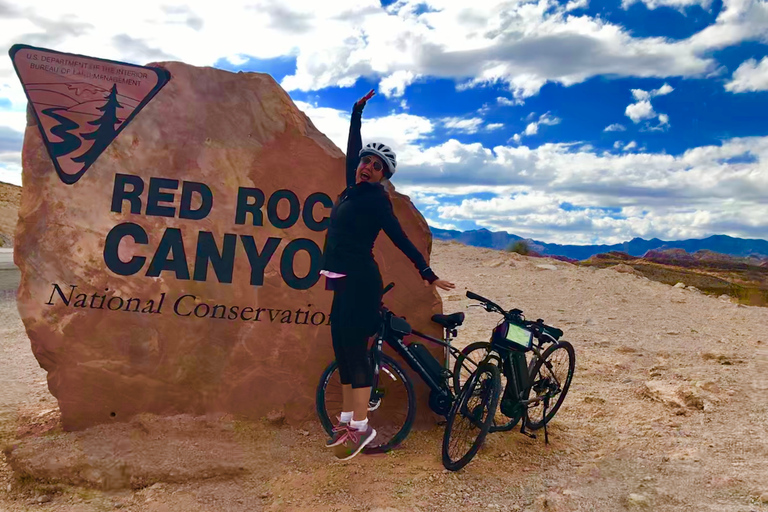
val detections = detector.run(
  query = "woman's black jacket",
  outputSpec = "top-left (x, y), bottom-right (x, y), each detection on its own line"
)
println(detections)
top-left (319, 103), bottom-right (438, 284)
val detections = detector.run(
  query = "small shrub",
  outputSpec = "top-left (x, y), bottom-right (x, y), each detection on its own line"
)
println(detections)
top-left (507, 240), bottom-right (530, 255)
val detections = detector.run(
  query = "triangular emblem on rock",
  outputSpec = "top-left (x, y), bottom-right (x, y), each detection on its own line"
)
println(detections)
top-left (8, 44), bottom-right (171, 185)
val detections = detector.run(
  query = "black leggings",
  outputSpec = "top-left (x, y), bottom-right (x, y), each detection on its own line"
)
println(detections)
top-left (328, 269), bottom-right (383, 389)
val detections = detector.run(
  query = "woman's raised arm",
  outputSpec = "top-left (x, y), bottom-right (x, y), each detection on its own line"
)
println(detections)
top-left (345, 90), bottom-right (375, 187)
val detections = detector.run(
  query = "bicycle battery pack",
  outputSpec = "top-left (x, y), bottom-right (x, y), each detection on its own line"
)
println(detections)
top-left (500, 351), bottom-right (528, 419)
top-left (410, 343), bottom-right (445, 383)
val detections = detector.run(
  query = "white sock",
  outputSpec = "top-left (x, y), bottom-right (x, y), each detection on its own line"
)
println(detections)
top-left (340, 411), bottom-right (353, 423)
top-left (350, 418), bottom-right (368, 431)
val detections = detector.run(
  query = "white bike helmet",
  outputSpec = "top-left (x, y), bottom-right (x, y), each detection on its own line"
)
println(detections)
top-left (359, 142), bottom-right (397, 178)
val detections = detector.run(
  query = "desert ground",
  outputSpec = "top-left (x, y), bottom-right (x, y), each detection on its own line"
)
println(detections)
top-left (0, 240), bottom-right (767, 511)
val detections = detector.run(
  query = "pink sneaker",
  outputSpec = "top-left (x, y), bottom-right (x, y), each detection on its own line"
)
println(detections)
top-left (333, 424), bottom-right (377, 461)
top-left (325, 417), bottom-right (350, 448)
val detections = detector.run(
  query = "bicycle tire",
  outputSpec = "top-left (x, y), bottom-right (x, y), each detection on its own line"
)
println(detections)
top-left (525, 340), bottom-right (575, 431)
top-left (452, 341), bottom-right (493, 394)
top-left (316, 352), bottom-right (416, 453)
top-left (442, 361), bottom-right (501, 471)
top-left (455, 342), bottom-right (519, 433)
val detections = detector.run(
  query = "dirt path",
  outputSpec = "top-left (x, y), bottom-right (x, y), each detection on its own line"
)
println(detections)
top-left (1, 241), bottom-right (767, 511)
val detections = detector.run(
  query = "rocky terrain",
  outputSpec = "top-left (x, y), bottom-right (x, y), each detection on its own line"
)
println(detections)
top-left (581, 249), bottom-right (768, 307)
top-left (0, 181), bottom-right (20, 247)
top-left (0, 240), bottom-right (767, 511)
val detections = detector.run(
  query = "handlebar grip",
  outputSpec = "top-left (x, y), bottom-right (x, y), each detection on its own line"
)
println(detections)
top-left (466, 290), bottom-right (490, 303)
top-left (382, 282), bottom-right (395, 295)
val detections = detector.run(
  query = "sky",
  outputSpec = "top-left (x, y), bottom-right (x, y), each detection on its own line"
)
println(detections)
top-left (1, 0), bottom-right (768, 245)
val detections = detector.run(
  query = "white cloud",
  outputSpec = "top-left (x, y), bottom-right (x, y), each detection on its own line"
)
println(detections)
top-left (524, 122), bottom-right (539, 136)
top-left (426, 219), bottom-right (460, 231)
top-left (511, 112), bottom-right (560, 143)
top-left (538, 113), bottom-right (561, 126)
top-left (293, 101), bottom-right (433, 155)
top-left (604, 123), bottom-right (627, 132)
top-left (622, 0), bottom-right (712, 11)
top-left (654, 83), bottom-right (675, 96)
top-left (625, 100), bottom-right (656, 123)
top-left (565, 0), bottom-right (590, 10)
top-left (379, 70), bottom-right (418, 98)
top-left (0, 149), bottom-right (22, 186)
top-left (725, 57), bottom-right (768, 93)
top-left (486, 123), bottom-right (504, 131)
top-left (407, 135), bottom-right (768, 243)
top-left (625, 83), bottom-right (673, 127)
top-left (442, 117), bottom-right (484, 134)
top-left (1, 0), bottom-right (757, 110)
top-left (282, 89), bottom-right (761, 243)
top-left (496, 97), bottom-right (519, 107)
top-left (631, 89), bottom-right (651, 102)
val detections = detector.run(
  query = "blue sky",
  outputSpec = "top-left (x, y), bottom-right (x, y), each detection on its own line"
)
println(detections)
top-left (1, 0), bottom-right (768, 244)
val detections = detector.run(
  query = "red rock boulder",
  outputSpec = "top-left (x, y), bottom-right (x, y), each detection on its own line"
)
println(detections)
top-left (16, 61), bottom-right (444, 430)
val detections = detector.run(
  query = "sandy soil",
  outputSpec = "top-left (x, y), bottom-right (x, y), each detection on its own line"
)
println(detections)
top-left (1, 241), bottom-right (767, 511)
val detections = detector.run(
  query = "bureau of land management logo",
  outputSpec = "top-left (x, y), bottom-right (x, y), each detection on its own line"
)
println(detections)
top-left (9, 44), bottom-right (171, 185)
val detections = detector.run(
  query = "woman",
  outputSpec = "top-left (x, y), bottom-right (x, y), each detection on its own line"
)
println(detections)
top-left (319, 89), bottom-right (455, 461)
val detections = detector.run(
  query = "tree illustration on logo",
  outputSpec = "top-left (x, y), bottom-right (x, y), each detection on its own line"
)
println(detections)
top-left (72, 84), bottom-right (122, 168)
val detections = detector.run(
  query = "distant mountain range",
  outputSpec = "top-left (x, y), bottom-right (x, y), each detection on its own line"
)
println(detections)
top-left (430, 228), bottom-right (768, 261)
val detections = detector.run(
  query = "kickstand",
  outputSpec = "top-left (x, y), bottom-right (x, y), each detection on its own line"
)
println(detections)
top-left (543, 396), bottom-right (549, 445)
top-left (520, 422), bottom-right (536, 440)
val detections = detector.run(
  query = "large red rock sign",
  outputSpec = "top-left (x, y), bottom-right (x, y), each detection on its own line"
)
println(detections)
top-left (15, 61), bottom-right (444, 430)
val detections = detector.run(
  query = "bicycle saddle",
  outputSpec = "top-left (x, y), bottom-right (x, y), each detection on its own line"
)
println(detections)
top-left (431, 312), bottom-right (465, 329)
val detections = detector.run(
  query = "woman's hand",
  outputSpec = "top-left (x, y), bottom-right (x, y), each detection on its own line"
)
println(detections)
top-left (424, 279), bottom-right (456, 291)
top-left (355, 89), bottom-right (375, 108)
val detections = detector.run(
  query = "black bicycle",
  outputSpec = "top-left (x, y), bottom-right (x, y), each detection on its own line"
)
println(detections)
top-left (452, 291), bottom-right (575, 439)
top-left (316, 283), bottom-right (480, 454)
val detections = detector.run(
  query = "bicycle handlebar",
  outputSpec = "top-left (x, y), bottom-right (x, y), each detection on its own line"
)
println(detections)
top-left (466, 290), bottom-right (504, 314)
top-left (383, 282), bottom-right (395, 296)
top-left (466, 290), bottom-right (561, 339)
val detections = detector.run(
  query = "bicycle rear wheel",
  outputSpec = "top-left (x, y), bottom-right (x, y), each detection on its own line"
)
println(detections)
top-left (442, 361), bottom-right (501, 471)
top-left (525, 341), bottom-right (575, 430)
top-left (316, 352), bottom-right (416, 453)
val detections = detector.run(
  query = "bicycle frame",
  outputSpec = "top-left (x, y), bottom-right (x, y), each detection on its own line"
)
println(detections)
top-left (369, 309), bottom-right (457, 414)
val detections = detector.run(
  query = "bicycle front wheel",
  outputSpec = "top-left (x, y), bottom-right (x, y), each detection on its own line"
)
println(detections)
top-left (454, 342), bottom-right (517, 433)
top-left (452, 341), bottom-right (493, 394)
top-left (316, 352), bottom-right (416, 453)
top-left (442, 361), bottom-right (501, 471)
top-left (525, 340), bottom-right (575, 431)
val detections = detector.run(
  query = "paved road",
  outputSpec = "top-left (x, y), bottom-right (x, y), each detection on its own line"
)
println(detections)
top-left (0, 248), bottom-right (14, 270)
top-left (0, 248), bottom-right (19, 291)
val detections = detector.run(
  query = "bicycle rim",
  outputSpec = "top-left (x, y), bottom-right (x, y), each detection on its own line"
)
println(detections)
top-left (442, 362), bottom-right (500, 471)
top-left (452, 341), bottom-right (492, 394)
top-left (316, 353), bottom-right (416, 453)
top-left (525, 341), bottom-right (575, 431)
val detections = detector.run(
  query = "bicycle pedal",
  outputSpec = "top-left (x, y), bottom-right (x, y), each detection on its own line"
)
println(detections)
top-left (436, 420), bottom-right (447, 426)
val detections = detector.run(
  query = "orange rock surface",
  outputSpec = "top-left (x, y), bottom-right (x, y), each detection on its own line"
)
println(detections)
top-left (16, 62), bottom-right (443, 430)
